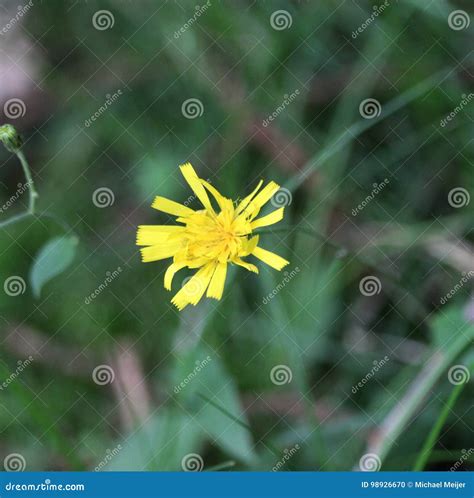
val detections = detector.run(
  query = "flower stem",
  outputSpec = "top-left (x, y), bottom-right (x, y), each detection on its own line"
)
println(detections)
top-left (16, 149), bottom-right (38, 214)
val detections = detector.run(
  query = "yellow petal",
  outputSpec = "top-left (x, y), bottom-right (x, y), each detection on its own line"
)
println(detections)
top-left (236, 180), bottom-right (264, 215)
top-left (206, 262), bottom-right (227, 300)
top-left (164, 262), bottom-right (186, 290)
top-left (136, 225), bottom-right (185, 246)
top-left (152, 196), bottom-right (194, 217)
top-left (140, 241), bottom-right (182, 263)
top-left (232, 257), bottom-right (258, 273)
top-left (171, 263), bottom-right (215, 310)
top-left (251, 208), bottom-right (284, 229)
top-left (240, 235), bottom-right (259, 256)
top-left (179, 163), bottom-right (215, 214)
top-left (238, 181), bottom-right (280, 221)
top-left (201, 180), bottom-right (228, 211)
top-left (252, 246), bottom-right (289, 270)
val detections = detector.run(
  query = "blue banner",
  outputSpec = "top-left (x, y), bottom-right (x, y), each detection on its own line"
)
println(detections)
top-left (0, 472), bottom-right (472, 497)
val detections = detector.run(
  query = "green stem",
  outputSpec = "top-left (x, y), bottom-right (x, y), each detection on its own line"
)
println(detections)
top-left (412, 364), bottom-right (471, 471)
top-left (16, 149), bottom-right (38, 214)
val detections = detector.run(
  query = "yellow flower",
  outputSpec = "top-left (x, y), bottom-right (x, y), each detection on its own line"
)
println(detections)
top-left (137, 163), bottom-right (289, 310)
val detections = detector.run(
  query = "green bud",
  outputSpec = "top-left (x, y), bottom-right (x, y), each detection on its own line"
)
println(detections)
top-left (0, 124), bottom-right (23, 153)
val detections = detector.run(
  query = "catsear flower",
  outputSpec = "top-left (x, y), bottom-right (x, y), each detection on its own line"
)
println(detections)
top-left (137, 163), bottom-right (289, 310)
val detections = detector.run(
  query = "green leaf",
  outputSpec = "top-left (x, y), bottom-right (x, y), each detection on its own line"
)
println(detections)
top-left (172, 343), bottom-right (257, 465)
top-left (105, 410), bottom-right (204, 471)
top-left (29, 235), bottom-right (78, 298)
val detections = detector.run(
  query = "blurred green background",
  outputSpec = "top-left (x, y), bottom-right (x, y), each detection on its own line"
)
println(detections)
top-left (0, 0), bottom-right (473, 472)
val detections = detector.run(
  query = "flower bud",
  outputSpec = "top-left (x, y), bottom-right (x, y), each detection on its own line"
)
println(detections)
top-left (0, 124), bottom-right (23, 153)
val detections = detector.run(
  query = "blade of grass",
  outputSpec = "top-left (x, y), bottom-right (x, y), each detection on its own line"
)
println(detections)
top-left (413, 362), bottom-right (472, 471)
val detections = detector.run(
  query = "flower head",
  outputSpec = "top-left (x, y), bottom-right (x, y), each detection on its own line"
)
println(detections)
top-left (137, 163), bottom-right (289, 310)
